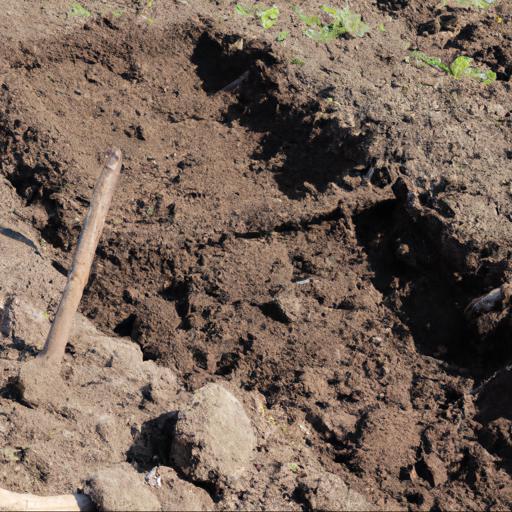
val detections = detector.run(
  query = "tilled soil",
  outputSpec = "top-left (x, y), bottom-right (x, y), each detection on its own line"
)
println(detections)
top-left (0, 0), bottom-right (511, 510)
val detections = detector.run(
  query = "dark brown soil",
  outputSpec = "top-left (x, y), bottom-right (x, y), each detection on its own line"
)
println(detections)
top-left (1, 0), bottom-right (511, 510)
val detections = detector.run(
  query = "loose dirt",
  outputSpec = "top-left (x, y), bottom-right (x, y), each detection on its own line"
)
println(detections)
top-left (0, 0), bottom-right (511, 510)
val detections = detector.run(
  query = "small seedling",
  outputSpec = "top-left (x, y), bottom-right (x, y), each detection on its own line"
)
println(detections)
top-left (235, 4), bottom-right (252, 16)
top-left (411, 51), bottom-right (496, 84)
top-left (295, 5), bottom-right (370, 42)
top-left (235, 4), bottom-right (280, 29)
top-left (276, 30), bottom-right (289, 42)
top-left (260, 6), bottom-right (279, 28)
top-left (293, 6), bottom-right (321, 27)
top-left (289, 463), bottom-right (299, 473)
top-left (112, 8), bottom-right (124, 17)
top-left (291, 57), bottom-right (305, 66)
top-left (378, 22), bottom-right (386, 32)
top-left (69, 2), bottom-right (91, 17)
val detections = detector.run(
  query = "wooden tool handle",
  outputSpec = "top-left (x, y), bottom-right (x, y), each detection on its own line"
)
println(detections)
top-left (0, 488), bottom-right (94, 511)
top-left (39, 148), bottom-right (122, 364)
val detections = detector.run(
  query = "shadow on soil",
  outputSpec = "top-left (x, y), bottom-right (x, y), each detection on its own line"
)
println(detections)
top-left (354, 199), bottom-right (512, 376)
top-left (192, 31), bottom-right (371, 199)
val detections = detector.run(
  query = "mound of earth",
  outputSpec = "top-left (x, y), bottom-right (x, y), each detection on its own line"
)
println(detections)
top-left (0, 0), bottom-right (511, 510)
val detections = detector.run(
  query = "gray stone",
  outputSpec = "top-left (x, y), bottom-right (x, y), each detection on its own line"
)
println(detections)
top-left (1, 295), bottom-right (50, 349)
top-left (298, 471), bottom-right (374, 511)
top-left (170, 383), bottom-right (256, 484)
top-left (156, 467), bottom-right (214, 511)
top-left (85, 463), bottom-right (161, 511)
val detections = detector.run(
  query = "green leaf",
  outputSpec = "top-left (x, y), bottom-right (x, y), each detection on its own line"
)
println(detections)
top-left (276, 30), bottom-right (290, 42)
top-left (410, 51), bottom-right (496, 85)
top-left (410, 51), bottom-right (450, 73)
top-left (69, 2), bottom-right (91, 17)
top-left (335, 7), bottom-right (370, 38)
top-left (235, 4), bottom-right (253, 16)
top-left (463, 66), bottom-right (497, 84)
top-left (321, 5), bottom-right (338, 17)
top-left (305, 25), bottom-right (341, 43)
top-left (291, 57), bottom-right (305, 66)
top-left (449, 55), bottom-right (473, 79)
top-left (378, 23), bottom-right (386, 32)
top-left (293, 6), bottom-right (321, 27)
top-left (259, 5), bottom-right (279, 29)
top-left (289, 463), bottom-right (299, 473)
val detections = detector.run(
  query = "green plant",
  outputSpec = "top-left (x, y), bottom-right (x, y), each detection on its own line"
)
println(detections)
top-left (293, 6), bottom-right (321, 27)
top-left (289, 463), bottom-right (299, 473)
top-left (235, 4), bottom-right (280, 29)
top-left (260, 6), bottom-right (279, 28)
top-left (295, 5), bottom-right (369, 42)
top-left (276, 30), bottom-right (289, 42)
top-left (291, 57), bottom-right (305, 66)
top-left (235, 4), bottom-right (252, 16)
top-left (69, 2), bottom-right (91, 17)
top-left (411, 51), bottom-right (496, 84)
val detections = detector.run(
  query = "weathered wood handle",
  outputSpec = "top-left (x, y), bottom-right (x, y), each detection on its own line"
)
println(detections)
top-left (0, 488), bottom-right (94, 511)
top-left (38, 148), bottom-right (122, 364)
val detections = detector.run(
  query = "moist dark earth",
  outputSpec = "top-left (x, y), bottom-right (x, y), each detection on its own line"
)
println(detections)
top-left (0, 0), bottom-right (511, 510)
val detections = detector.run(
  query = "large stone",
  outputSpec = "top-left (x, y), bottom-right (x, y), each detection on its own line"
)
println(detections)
top-left (1, 295), bottom-right (50, 350)
top-left (170, 383), bottom-right (256, 484)
top-left (85, 464), bottom-right (161, 511)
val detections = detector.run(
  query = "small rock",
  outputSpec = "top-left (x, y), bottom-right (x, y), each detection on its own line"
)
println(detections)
top-left (270, 288), bottom-right (301, 323)
top-left (85, 463), bottom-right (161, 511)
top-left (95, 415), bottom-right (133, 457)
top-left (16, 357), bottom-right (64, 408)
top-left (170, 383), bottom-right (256, 485)
top-left (142, 363), bottom-right (179, 406)
top-left (297, 471), bottom-right (374, 511)
top-left (156, 467), bottom-right (214, 511)
top-left (415, 453), bottom-right (448, 487)
top-left (1, 295), bottom-right (50, 350)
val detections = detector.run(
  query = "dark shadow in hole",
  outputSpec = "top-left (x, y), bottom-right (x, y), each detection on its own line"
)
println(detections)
top-left (128, 411), bottom-right (224, 502)
top-left (6, 158), bottom-right (68, 249)
top-left (225, 95), bottom-right (370, 199)
top-left (160, 280), bottom-right (191, 330)
top-left (114, 314), bottom-right (137, 337)
top-left (353, 199), bottom-right (486, 372)
top-left (127, 411), bottom-right (177, 471)
top-left (191, 31), bottom-right (370, 198)
top-left (191, 32), bottom-right (276, 94)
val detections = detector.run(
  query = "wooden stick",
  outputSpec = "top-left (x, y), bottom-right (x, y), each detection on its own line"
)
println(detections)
top-left (0, 488), bottom-right (94, 511)
top-left (220, 70), bottom-right (249, 92)
top-left (38, 148), bottom-right (122, 364)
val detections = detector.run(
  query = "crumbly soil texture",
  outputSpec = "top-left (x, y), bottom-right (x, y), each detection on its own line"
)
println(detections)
top-left (0, 0), bottom-right (512, 510)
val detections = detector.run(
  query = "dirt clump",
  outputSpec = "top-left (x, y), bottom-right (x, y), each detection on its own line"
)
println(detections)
top-left (170, 383), bottom-right (256, 488)
top-left (85, 464), bottom-right (161, 511)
